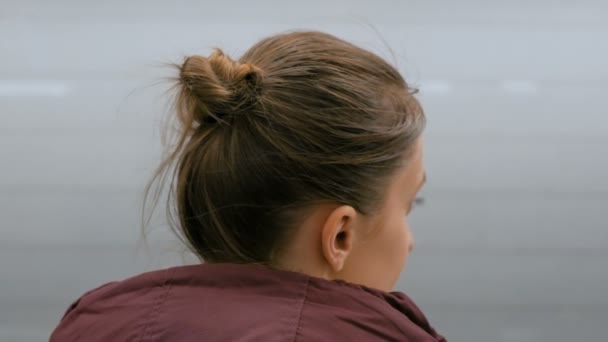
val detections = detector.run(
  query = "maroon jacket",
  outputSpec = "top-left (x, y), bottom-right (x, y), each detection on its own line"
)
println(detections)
top-left (51, 263), bottom-right (445, 341)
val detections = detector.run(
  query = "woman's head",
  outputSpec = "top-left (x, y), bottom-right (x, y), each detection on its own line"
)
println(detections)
top-left (147, 31), bottom-right (426, 291)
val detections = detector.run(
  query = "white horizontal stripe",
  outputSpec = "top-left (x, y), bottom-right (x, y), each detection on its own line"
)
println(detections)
top-left (419, 80), bottom-right (453, 94)
top-left (0, 80), bottom-right (70, 97)
top-left (501, 80), bottom-right (539, 94)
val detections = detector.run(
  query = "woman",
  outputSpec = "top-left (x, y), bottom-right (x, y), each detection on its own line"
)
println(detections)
top-left (51, 31), bottom-right (445, 341)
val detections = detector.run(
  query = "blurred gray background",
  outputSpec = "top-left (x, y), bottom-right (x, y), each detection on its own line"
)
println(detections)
top-left (1, 0), bottom-right (607, 341)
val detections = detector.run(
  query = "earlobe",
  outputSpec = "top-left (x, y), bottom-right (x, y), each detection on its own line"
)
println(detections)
top-left (321, 205), bottom-right (357, 273)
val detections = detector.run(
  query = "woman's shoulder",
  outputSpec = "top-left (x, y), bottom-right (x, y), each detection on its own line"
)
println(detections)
top-left (50, 263), bottom-right (445, 342)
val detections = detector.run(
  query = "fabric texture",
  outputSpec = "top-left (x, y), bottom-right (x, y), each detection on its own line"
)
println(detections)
top-left (50, 263), bottom-right (446, 341)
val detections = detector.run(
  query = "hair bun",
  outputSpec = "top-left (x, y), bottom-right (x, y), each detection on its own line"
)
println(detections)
top-left (178, 49), bottom-right (263, 125)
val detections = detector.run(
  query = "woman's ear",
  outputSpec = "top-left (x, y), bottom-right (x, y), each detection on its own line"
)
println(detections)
top-left (321, 205), bottom-right (357, 273)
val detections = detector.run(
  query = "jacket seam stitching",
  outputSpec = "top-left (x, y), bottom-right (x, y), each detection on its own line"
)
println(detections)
top-left (139, 268), bottom-right (176, 342)
top-left (292, 277), bottom-right (310, 342)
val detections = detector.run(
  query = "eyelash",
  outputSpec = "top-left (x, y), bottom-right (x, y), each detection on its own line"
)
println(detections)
top-left (405, 197), bottom-right (425, 216)
top-left (407, 196), bottom-right (425, 214)
top-left (413, 196), bottom-right (425, 207)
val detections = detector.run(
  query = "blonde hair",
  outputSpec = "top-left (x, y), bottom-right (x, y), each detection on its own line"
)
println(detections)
top-left (145, 31), bottom-right (425, 264)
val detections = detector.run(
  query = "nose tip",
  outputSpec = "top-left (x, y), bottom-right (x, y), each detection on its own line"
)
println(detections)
top-left (408, 236), bottom-right (415, 253)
